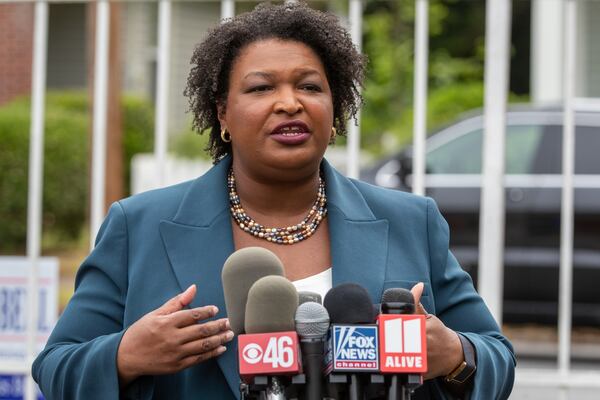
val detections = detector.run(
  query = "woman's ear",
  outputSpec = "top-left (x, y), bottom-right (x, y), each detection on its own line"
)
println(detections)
top-left (217, 102), bottom-right (227, 128)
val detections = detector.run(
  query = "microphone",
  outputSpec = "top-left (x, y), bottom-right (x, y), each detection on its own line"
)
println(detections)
top-left (323, 283), bottom-right (379, 400)
top-left (221, 247), bottom-right (285, 334)
top-left (238, 275), bottom-right (301, 399)
top-left (298, 291), bottom-right (322, 305)
top-left (378, 288), bottom-right (427, 400)
top-left (295, 301), bottom-right (330, 400)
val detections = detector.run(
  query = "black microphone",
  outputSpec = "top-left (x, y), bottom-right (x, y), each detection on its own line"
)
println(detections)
top-left (323, 283), bottom-right (378, 400)
top-left (295, 301), bottom-right (330, 400)
top-left (379, 288), bottom-right (425, 400)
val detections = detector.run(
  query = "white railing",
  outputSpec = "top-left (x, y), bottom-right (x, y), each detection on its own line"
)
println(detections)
top-left (1, 0), bottom-right (599, 398)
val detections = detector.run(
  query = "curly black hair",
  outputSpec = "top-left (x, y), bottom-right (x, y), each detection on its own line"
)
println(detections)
top-left (184, 1), bottom-right (366, 162)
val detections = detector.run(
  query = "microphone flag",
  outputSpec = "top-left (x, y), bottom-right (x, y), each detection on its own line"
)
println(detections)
top-left (378, 314), bottom-right (427, 373)
top-left (238, 331), bottom-right (302, 381)
top-left (324, 324), bottom-right (379, 373)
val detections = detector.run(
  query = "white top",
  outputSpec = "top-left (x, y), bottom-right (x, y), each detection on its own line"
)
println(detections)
top-left (292, 267), bottom-right (333, 302)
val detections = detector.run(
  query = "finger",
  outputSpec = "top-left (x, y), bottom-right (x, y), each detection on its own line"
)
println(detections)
top-left (155, 284), bottom-right (197, 316)
top-left (415, 302), bottom-right (429, 316)
top-left (180, 330), bottom-right (234, 358)
top-left (410, 282), bottom-right (424, 305)
top-left (178, 318), bottom-right (230, 342)
top-left (170, 306), bottom-right (220, 328)
top-left (179, 345), bottom-right (227, 369)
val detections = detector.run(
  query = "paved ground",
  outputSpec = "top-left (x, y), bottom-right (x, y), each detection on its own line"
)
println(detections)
top-left (505, 324), bottom-right (600, 399)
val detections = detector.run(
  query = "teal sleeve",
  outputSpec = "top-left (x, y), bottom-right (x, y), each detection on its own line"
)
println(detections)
top-left (426, 197), bottom-right (516, 400)
top-left (31, 202), bottom-right (154, 400)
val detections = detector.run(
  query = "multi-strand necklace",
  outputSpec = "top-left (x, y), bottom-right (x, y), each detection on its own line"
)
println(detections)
top-left (228, 169), bottom-right (327, 245)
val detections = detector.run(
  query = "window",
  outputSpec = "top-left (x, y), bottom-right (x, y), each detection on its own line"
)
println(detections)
top-left (426, 129), bottom-right (483, 174)
top-left (425, 125), bottom-right (546, 174)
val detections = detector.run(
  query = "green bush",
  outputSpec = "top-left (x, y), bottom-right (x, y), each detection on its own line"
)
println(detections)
top-left (170, 124), bottom-right (211, 160)
top-left (0, 91), bottom-right (153, 254)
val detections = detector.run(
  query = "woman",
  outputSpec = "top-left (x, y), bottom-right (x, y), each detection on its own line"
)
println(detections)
top-left (32, 2), bottom-right (515, 399)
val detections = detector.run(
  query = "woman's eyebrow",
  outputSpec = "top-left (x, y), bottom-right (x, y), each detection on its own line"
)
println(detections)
top-left (243, 68), bottom-right (322, 81)
top-left (243, 71), bottom-right (273, 80)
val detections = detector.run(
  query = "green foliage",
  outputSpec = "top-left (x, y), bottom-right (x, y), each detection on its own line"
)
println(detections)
top-left (360, 0), bottom-right (488, 155)
top-left (170, 124), bottom-right (211, 160)
top-left (0, 91), bottom-right (153, 254)
top-left (122, 95), bottom-right (155, 190)
top-left (359, 0), bottom-right (530, 157)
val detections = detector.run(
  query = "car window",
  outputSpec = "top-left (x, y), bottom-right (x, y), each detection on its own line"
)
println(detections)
top-left (425, 125), bottom-right (544, 174)
top-left (575, 126), bottom-right (600, 174)
top-left (426, 129), bottom-right (483, 174)
top-left (425, 122), bottom-right (600, 175)
top-left (506, 125), bottom-right (545, 174)
top-left (531, 125), bottom-right (600, 174)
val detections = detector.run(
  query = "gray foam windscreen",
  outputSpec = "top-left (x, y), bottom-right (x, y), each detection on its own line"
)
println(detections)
top-left (221, 247), bottom-right (285, 334)
top-left (245, 275), bottom-right (299, 334)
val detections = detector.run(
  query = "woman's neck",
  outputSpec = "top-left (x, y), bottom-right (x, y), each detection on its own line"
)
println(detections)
top-left (230, 162), bottom-right (321, 224)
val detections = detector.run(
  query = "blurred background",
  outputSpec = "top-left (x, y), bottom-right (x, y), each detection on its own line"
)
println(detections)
top-left (0, 0), bottom-right (599, 399)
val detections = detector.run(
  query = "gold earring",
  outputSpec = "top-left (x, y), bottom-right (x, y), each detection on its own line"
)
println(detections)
top-left (221, 128), bottom-right (231, 143)
top-left (329, 127), bottom-right (337, 143)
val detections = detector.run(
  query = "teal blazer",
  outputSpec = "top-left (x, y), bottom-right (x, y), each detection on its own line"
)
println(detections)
top-left (32, 156), bottom-right (515, 399)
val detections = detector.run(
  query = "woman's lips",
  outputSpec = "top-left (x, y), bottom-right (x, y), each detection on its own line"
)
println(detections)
top-left (270, 131), bottom-right (311, 145)
top-left (270, 120), bottom-right (311, 145)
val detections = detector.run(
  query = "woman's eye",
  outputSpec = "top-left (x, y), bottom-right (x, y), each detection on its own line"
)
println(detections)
top-left (301, 84), bottom-right (322, 92)
top-left (248, 85), bottom-right (272, 93)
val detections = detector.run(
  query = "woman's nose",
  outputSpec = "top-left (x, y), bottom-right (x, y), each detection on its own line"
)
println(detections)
top-left (274, 88), bottom-right (304, 115)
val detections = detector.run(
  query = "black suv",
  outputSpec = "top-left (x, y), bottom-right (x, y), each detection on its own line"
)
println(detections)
top-left (361, 106), bottom-right (600, 326)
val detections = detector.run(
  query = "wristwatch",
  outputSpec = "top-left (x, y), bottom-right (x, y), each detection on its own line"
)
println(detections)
top-left (445, 334), bottom-right (477, 384)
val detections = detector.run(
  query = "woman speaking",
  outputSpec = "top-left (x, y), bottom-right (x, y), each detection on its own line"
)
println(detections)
top-left (32, 2), bottom-right (515, 399)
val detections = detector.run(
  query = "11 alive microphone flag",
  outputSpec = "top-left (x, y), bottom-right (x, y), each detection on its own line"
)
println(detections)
top-left (378, 314), bottom-right (428, 373)
top-left (325, 325), bottom-right (379, 373)
top-left (238, 331), bottom-right (302, 380)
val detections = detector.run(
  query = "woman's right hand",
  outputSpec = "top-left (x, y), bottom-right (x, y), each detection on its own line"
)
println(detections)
top-left (116, 284), bottom-right (234, 387)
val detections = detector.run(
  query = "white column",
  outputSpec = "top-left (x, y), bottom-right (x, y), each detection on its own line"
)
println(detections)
top-left (346, 0), bottom-right (362, 179)
top-left (155, 0), bottom-right (172, 187)
top-left (478, 0), bottom-right (512, 323)
top-left (221, 0), bottom-right (234, 20)
top-left (558, 2), bottom-right (577, 399)
top-left (412, 0), bottom-right (429, 197)
top-left (25, 3), bottom-right (48, 399)
top-left (90, 0), bottom-right (111, 248)
top-left (531, 0), bottom-right (563, 103)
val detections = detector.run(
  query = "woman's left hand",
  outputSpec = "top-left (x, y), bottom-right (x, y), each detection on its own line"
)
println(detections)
top-left (410, 282), bottom-right (464, 380)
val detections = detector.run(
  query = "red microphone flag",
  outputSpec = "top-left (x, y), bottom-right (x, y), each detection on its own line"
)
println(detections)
top-left (377, 314), bottom-right (428, 373)
top-left (238, 331), bottom-right (302, 382)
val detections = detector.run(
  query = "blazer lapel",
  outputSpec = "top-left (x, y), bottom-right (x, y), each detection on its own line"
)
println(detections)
top-left (323, 161), bottom-right (390, 303)
top-left (158, 157), bottom-right (241, 398)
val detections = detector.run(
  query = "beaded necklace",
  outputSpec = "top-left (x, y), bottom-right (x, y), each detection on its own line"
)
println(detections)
top-left (228, 168), bottom-right (327, 245)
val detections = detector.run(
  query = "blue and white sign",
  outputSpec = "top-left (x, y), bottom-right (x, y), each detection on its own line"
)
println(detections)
top-left (0, 257), bottom-right (58, 400)
top-left (328, 324), bottom-right (379, 371)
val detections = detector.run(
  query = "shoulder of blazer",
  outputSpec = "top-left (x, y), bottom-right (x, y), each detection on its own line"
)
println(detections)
top-left (347, 178), bottom-right (431, 221)
top-left (118, 179), bottom-right (194, 221)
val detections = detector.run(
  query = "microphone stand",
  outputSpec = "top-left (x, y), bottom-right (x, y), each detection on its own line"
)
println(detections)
top-left (348, 374), bottom-right (361, 400)
top-left (266, 377), bottom-right (286, 400)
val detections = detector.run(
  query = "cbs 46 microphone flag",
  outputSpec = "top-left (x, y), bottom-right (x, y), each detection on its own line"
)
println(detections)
top-left (238, 331), bottom-right (302, 381)
top-left (378, 314), bottom-right (428, 373)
